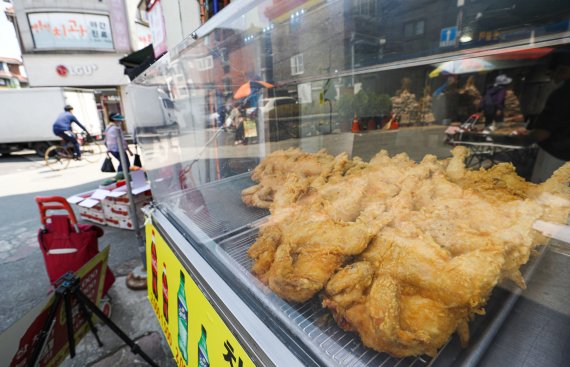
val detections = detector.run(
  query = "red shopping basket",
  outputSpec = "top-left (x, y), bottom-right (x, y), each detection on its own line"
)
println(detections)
top-left (35, 196), bottom-right (115, 295)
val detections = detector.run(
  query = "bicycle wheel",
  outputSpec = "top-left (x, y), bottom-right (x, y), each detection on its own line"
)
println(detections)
top-left (45, 145), bottom-right (71, 171)
top-left (81, 142), bottom-right (103, 163)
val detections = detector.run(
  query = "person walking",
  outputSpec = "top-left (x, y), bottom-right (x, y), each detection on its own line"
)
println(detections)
top-left (104, 113), bottom-right (132, 173)
top-left (480, 74), bottom-right (512, 130)
top-left (52, 105), bottom-right (90, 159)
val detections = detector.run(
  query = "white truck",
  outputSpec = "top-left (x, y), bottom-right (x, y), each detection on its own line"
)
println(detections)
top-left (125, 84), bottom-right (182, 136)
top-left (0, 87), bottom-right (103, 156)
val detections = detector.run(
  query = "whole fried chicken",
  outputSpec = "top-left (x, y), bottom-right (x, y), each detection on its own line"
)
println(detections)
top-left (246, 146), bottom-right (570, 357)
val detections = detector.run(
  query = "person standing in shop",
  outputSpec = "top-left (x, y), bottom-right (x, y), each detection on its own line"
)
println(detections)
top-left (52, 105), bottom-right (91, 159)
top-left (104, 113), bottom-right (133, 173)
top-left (526, 52), bottom-right (570, 181)
top-left (480, 74), bottom-right (511, 130)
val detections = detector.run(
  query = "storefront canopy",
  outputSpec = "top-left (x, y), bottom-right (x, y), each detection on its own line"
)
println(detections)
top-left (119, 44), bottom-right (156, 81)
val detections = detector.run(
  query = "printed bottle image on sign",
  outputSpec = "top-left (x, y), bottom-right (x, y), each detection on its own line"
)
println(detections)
top-left (177, 270), bottom-right (188, 364)
top-left (198, 325), bottom-right (210, 367)
top-left (162, 262), bottom-right (169, 323)
top-left (151, 230), bottom-right (158, 300)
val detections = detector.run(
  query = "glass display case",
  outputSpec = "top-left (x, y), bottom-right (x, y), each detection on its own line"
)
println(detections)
top-left (128, 0), bottom-right (570, 366)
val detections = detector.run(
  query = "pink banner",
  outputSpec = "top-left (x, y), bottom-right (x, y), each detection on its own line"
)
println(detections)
top-left (109, 0), bottom-right (131, 51)
top-left (148, 0), bottom-right (168, 58)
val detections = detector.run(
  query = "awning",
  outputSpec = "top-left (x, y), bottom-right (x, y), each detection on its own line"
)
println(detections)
top-left (119, 44), bottom-right (156, 81)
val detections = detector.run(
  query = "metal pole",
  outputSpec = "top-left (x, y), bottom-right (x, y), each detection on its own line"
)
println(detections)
top-left (116, 129), bottom-right (147, 270)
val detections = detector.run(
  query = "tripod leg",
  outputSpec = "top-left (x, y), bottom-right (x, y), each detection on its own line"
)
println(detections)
top-left (27, 293), bottom-right (62, 367)
top-left (74, 294), bottom-right (104, 347)
top-left (74, 290), bottom-right (159, 367)
top-left (63, 292), bottom-right (76, 358)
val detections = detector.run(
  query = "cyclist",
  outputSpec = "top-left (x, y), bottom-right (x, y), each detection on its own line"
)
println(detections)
top-left (52, 105), bottom-right (90, 159)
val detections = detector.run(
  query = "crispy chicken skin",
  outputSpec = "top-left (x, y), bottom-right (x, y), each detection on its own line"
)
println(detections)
top-left (241, 148), bottom-right (339, 208)
top-left (246, 147), bottom-right (570, 357)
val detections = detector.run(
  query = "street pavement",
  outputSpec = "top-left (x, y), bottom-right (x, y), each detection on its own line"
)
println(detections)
top-left (0, 151), bottom-right (175, 366)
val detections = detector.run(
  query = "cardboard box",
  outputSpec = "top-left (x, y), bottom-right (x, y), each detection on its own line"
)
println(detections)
top-left (67, 190), bottom-right (106, 225)
top-left (68, 171), bottom-right (152, 229)
top-left (105, 204), bottom-right (147, 230)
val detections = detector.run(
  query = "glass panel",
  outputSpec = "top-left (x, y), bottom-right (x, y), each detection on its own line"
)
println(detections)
top-left (130, 0), bottom-right (570, 365)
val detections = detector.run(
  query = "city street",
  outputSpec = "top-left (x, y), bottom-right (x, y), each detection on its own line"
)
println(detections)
top-left (0, 150), bottom-right (175, 366)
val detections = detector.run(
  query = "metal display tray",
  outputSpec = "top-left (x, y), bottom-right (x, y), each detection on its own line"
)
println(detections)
top-left (161, 172), bottom-right (558, 367)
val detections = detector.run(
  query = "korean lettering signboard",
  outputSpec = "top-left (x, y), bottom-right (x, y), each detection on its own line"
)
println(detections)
top-left (28, 12), bottom-right (114, 50)
top-left (146, 223), bottom-right (256, 367)
top-left (147, 1), bottom-right (167, 58)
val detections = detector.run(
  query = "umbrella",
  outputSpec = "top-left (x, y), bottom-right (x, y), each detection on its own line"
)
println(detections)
top-left (234, 80), bottom-right (274, 99)
top-left (429, 58), bottom-right (495, 78)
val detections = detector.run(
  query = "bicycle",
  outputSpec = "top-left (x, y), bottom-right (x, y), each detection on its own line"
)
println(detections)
top-left (45, 132), bottom-right (103, 170)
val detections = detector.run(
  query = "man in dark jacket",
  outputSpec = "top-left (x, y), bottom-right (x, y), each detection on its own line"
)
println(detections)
top-left (52, 105), bottom-right (90, 158)
top-left (480, 74), bottom-right (511, 129)
top-left (527, 51), bottom-right (570, 182)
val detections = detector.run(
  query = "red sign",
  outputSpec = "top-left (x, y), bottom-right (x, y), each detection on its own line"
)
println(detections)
top-left (56, 65), bottom-right (68, 77)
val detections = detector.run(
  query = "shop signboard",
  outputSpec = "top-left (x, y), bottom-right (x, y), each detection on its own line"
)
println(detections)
top-left (146, 224), bottom-right (255, 367)
top-left (28, 12), bottom-right (114, 50)
top-left (135, 23), bottom-right (153, 51)
top-left (108, 0), bottom-right (131, 52)
top-left (0, 247), bottom-right (110, 367)
top-left (147, 1), bottom-right (167, 58)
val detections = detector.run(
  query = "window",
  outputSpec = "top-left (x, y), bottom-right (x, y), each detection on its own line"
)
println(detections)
top-left (0, 62), bottom-right (5, 72)
top-left (196, 55), bottom-right (214, 71)
top-left (289, 9), bottom-right (304, 32)
top-left (290, 53), bottom-right (304, 76)
top-left (137, 8), bottom-right (149, 23)
top-left (404, 20), bottom-right (425, 38)
top-left (354, 0), bottom-right (377, 17)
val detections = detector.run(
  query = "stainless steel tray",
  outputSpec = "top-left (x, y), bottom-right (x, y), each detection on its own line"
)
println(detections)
top-left (218, 228), bottom-right (431, 367)
top-left (163, 173), bottom-right (558, 367)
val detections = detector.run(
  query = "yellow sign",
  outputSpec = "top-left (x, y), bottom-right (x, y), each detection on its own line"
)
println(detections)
top-left (146, 223), bottom-right (256, 367)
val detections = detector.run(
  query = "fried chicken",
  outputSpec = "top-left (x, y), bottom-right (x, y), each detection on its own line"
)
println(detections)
top-left (248, 174), bottom-right (389, 302)
top-left (241, 148), bottom-right (339, 208)
top-left (245, 147), bottom-right (570, 357)
top-left (322, 153), bottom-right (570, 357)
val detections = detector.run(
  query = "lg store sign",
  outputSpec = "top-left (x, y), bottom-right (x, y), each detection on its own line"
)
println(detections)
top-left (55, 64), bottom-right (98, 77)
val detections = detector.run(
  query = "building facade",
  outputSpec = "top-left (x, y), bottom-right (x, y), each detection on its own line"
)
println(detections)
top-left (1, 0), bottom-right (27, 88)
top-left (11, 0), bottom-right (153, 128)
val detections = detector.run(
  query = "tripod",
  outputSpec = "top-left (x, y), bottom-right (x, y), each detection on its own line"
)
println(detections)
top-left (28, 272), bottom-right (158, 367)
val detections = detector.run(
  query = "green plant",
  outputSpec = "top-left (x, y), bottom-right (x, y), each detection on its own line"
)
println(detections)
top-left (354, 90), bottom-right (370, 117)
top-left (369, 93), bottom-right (392, 116)
top-left (337, 92), bottom-right (355, 122)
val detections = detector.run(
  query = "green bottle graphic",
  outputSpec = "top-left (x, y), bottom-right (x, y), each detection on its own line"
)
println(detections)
top-left (177, 271), bottom-right (188, 364)
top-left (198, 325), bottom-right (210, 367)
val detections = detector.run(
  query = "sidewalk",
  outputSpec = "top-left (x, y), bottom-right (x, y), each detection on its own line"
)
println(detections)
top-left (61, 267), bottom-right (176, 367)
top-left (0, 152), bottom-right (175, 366)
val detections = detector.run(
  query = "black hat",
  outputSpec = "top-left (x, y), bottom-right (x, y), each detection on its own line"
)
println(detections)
top-left (64, 105), bottom-right (73, 111)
